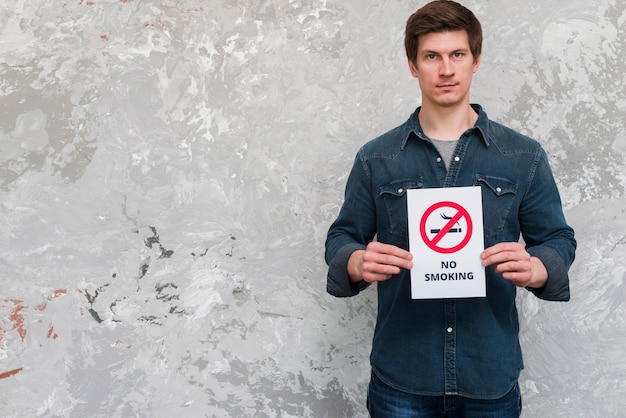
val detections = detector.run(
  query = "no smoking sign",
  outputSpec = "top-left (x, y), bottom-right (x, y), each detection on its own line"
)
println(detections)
top-left (407, 186), bottom-right (486, 299)
top-left (420, 201), bottom-right (473, 254)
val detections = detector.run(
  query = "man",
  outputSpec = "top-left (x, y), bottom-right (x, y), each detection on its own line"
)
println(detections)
top-left (324, 1), bottom-right (576, 417)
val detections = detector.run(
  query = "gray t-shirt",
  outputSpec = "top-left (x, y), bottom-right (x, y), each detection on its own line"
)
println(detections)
top-left (430, 138), bottom-right (459, 169)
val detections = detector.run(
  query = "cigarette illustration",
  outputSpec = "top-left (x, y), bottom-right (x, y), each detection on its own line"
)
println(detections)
top-left (430, 212), bottom-right (462, 234)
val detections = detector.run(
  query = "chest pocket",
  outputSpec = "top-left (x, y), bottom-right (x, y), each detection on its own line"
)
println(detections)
top-left (379, 178), bottom-right (423, 237)
top-left (474, 174), bottom-right (518, 237)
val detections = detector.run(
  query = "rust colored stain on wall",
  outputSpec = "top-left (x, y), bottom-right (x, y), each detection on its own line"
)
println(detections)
top-left (0, 368), bottom-right (23, 380)
top-left (0, 290), bottom-right (67, 343)
top-left (0, 290), bottom-right (68, 381)
top-left (1, 300), bottom-right (27, 342)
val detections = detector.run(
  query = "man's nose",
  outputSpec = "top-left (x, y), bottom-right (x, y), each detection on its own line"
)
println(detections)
top-left (440, 57), bottom-right (453, 75)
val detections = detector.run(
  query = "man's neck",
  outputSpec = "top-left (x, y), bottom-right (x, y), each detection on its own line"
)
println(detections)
top-left (418, 103), bottom-right (478, 141)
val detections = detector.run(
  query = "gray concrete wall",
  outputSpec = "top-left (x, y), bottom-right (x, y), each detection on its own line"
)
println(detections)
top-left (1, 0), bottom-right (624, 416)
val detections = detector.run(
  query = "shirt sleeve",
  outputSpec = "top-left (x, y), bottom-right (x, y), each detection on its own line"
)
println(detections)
top-left (526, 245), bottom-right (571, 301)
top-left (326, 243), bottom-right (370, 297)
top-left (325, 150), bottom-right (377, 297)
top-left (520, 148), bottom-right (576, 301)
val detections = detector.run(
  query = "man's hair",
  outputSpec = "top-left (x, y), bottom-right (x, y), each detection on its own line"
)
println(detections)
top-left (405, 0), bottom-right (482, 64)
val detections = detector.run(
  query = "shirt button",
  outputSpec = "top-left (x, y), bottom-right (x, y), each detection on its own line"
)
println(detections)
top-left (398, 188), bottom-right (404, 194)
top-left (496, 187), bottom-right (502, 193)
top-left (454, 156), bottom-right (460, 162)
top-left (447, 327), bottom-right (453, 333)
top-left (436, 157), bottom-right (442, 163)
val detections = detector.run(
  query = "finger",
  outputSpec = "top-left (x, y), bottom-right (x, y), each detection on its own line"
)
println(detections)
top-left (365, 243), bottom-right (413, 270)
top-left (363, 257), bottom-right (402, 272)
top-left (367, 242), bottom-right (413, 261)
top-left (482, 249), bottom-right (530, 267)
top-left (481, 242), bottom-right (524, 259)
top-left (362, 261), bottom-right (400, 283)
top-left (363, 272), bottom-right (392, 283)
top-left (501, 271), bottom-right (532, 287)
top-left (364, 252), bottom-right (413, 271)
top-left (494, 260), bottom-right (531, 275)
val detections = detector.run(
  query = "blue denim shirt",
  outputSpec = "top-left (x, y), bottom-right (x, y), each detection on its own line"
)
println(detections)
top-left (325, 105), bottom-right (576, 399)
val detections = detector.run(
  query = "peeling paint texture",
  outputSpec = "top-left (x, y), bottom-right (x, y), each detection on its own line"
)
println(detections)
top-left (1, 0), bottom-right (625, 417)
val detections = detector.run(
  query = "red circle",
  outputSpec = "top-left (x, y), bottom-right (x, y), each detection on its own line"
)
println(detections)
top-left (419, 201), bottom-right (473, 254)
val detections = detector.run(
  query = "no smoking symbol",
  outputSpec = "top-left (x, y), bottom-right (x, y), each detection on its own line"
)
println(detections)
top-left (419, 201), bottom-right (473, 254)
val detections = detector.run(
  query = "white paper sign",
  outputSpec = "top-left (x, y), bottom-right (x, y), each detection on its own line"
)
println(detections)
top-left (407, 186), bottom-right (486, 299)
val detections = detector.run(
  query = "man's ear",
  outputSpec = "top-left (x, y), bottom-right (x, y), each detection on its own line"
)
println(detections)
top-left (472, 54), bottom-right (481, 73)
top-left (408, 59), bottom-right (419, 78)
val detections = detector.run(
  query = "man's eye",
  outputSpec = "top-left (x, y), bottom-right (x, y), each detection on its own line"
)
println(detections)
top-left (427, 54), bottom-right (437, 60)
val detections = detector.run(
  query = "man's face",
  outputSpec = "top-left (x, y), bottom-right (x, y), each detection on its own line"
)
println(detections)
top-left (408, 30), bottom-right (480, 109)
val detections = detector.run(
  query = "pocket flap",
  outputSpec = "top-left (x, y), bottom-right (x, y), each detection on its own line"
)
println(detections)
top-left (474, 174), bottom-right (517, 196)
top-left (379, 178), bottom-right (424, 197)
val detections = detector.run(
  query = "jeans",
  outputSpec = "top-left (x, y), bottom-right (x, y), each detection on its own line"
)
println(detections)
top-left (367, 372), bottom-right (522, 418)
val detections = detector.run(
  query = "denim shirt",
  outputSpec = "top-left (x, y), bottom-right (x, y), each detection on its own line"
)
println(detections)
top-left (325, 105), bottom-right (576, 398)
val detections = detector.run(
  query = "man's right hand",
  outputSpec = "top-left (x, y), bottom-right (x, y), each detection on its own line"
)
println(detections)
top-left (347, 242), bottom-right (413, 283)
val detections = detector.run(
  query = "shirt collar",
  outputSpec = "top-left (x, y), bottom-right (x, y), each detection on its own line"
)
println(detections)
top-left (401, 104), bottom-right (490, 150)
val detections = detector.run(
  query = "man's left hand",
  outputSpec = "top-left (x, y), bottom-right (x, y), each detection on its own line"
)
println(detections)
top-left (480, 242), bottom-right (548, 288)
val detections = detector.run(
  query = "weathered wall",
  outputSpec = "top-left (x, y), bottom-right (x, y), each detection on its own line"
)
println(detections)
top-left (0, 0), bottom-right (624, 416)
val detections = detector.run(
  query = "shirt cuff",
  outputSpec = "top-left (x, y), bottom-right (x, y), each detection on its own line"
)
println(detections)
top-left (526, 245), bottom-right (571, 301)
top-left (327, 243), bottom-right (370, 297)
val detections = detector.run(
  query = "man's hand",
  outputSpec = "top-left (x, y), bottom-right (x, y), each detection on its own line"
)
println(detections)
top-left (348, 242), bottom-right (413, 283)
top-left (480, 242), bottom-right (548, 288)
